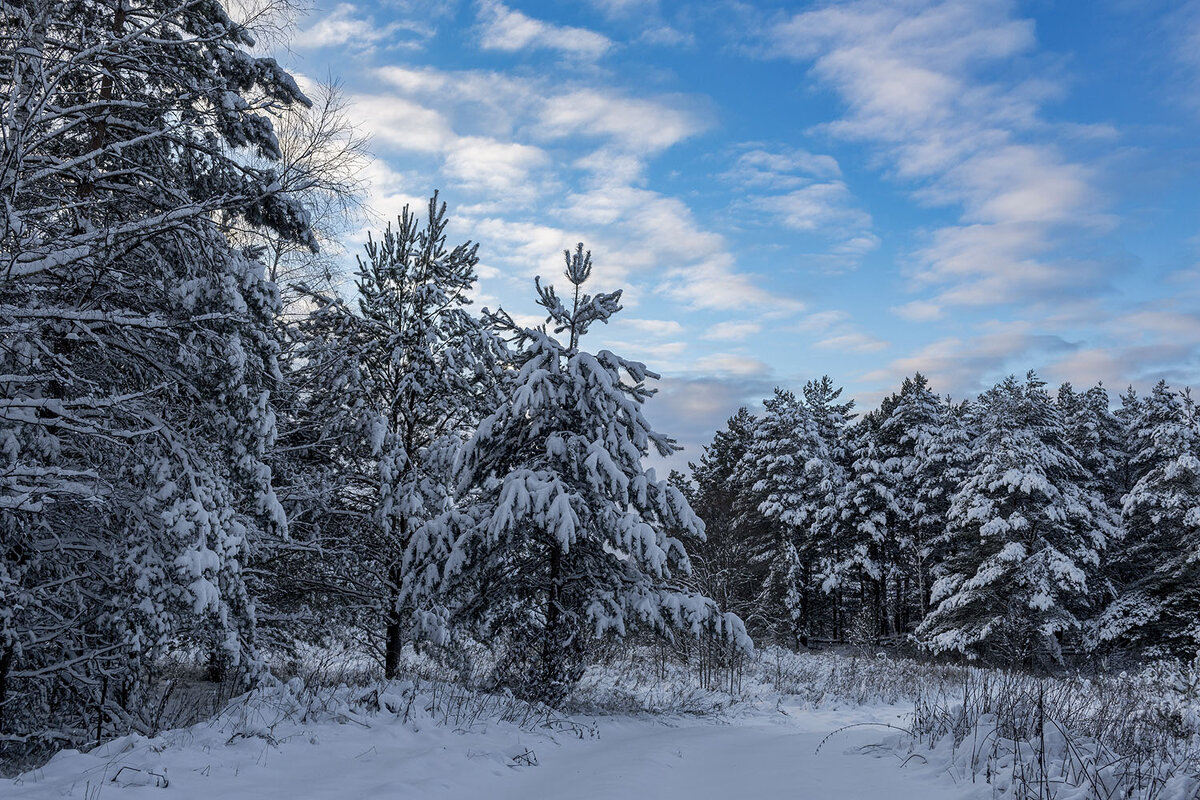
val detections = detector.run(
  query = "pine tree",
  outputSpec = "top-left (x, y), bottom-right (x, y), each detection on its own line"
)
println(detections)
top-left (835, 374), bottom-right (949, 641)
top-left (687, 408), bottom-right (765, 629)
top-left (904, 390), bottom-right (972, 620)
top-left (831, 410), bottom-right (901, 642)
top-left (454, 245), bottom-right (748, 703)
top-left (1093, 381), bottom-right (1200, 658)
top-left (803, 376), bottom-right (856, 466)
top-left (0, 0), bottom-right (308, 748)
top-left (917, 373), bottom-right (1115, 666)
top-left (1058, 382), bottom-right (1128, 509)
top-left (735, 388), bottom-right (840, 643)
top-left (1115, 386), bottom-right (1143, 502)
top-left (277, 195), bottom-right (503, 677)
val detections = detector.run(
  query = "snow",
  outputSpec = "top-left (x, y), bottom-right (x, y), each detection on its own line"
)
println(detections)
top-left (6, 694), bottom-right (973, 800)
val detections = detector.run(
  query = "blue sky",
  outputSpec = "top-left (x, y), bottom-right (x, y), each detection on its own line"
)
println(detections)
top-left (282, 0), bottom-right (1200, 466)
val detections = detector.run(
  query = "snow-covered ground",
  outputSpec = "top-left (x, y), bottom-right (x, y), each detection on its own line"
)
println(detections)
top-left (7, 695), bottom-right (970, 800)
top-left (9, 646), bottom-right (1199, 799)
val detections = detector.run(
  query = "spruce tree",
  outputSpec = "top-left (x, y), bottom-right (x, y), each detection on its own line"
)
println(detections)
top-left (735, 388), bottom-right (843, 643)
top-left (454, 245), bottom-right (748, 703)
top-left (832, 410), bottom-right (902, 642)
top-left (882, 374), bottom-right (962, 624)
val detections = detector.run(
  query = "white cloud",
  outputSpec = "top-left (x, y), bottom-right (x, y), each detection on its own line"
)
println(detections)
top-left (621, 318), bottom-right (686, 337)
top-left (587, 0), bottom-right (657, 17)
top-left (476, 0), bottom-right (613, 60)
top-left (742, 179), bottom-right (878, 272)
top-left (345, 93), bottom-right (454, 153)
top-left (690, 353), bottom-right (773, 378)
top-left (553, 184), bottom-right (800, 312)
top-left (859, 321), bottom-right (1077, 399)
top-left (639, 25), bottom-right (694, 47)
top-left (752, 182), bottom-right (872, 233)
top-left (814, 332), bottom-right (890, 353)
top-left (442, 136), bottom-right (550, 205)
top-left (604, 339), bottom-right (688, 363)
top-left (766, 0), bottom-right (1113, 309)
top-left (792, 310), bottom-right (851, 332)
top-left (892, 299), bottom-right (943, 322)
top-left (728, 147), bottom-right (842, 187)
top-left (702, 321), bottom-right (762, 341)
top-left (539, 90), bottom-right (708, 154)
top-left (293, 3), bottom-right (427, 51)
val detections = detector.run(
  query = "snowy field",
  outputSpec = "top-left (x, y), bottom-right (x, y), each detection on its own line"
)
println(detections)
top-left (7, 692), bottom-right (960, 799)
top-left (8, 647), bottom-right (1200, 799)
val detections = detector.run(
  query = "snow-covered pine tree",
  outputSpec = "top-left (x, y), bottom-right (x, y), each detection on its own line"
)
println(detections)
top-left (837, 374), bottom-right (948, 640)
top-left (734, 388), bottom-right (839, 644)
top-left (1093, 380), bottom-right (1200, 658)
top-left (277, 195), bottom-right (503, 678)
top-left (893, 379), bottom-right (971, 621)
top-left (686, 408), bottom-right (767, 630)
top-left (453, 245), bottom-right (748, 703)
top-left (1115, 385), bottom-right (1143, 504)
top-left (830, 409), bottom-right (902, 642)
top-left (803, 376), bottom-right (856, 467)
top-left (1058, 382), bottom-right (1128, 510)
top-left (916, 373), bottom-right (1115, 666)
top-left (0, 0), bottom-right (308, 750)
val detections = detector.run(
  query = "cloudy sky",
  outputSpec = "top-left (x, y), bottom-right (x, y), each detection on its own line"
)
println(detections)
top-left (281, 0), bottom-right (1200, 468)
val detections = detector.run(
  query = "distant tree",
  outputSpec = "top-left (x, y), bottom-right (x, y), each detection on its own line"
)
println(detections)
top-left (687, 409), bottom-right (766, 630)
top-left (1093, 381), bottom-right (1200, 658)
top-left (1058, 382), bottom-right (1129, 510)
top-left (917, 373), bottom-right (1115, 666)
top-left (735, 388), bottom-right (841, 644)
top-left (831, 412), bottom-right (895, 641)
top-left (802, 376), bottom-right (856, 467)
top-left (454, 245), bottom-right (748, 704)
top-left (903, 388), bottom-right (972, 620)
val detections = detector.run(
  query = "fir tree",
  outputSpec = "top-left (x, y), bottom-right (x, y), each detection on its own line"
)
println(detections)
top-left (906, 391), bottom-right (972, 620)
top-left (687, 408), bottom-right (765, 630)
top-left (1058, 382), bottom-right (1128, 510)
top-left (831, 411), bottom-right (902, 641)
top-left (735, 388), bottom-right (840, 643)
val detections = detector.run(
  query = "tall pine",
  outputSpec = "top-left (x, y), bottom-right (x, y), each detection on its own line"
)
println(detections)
top-left (454, 245), bottom-right (747, 703)
top-left (278, 195), bottom-right (503, 677)
top-left (0, 0), bottom-right (308, 748)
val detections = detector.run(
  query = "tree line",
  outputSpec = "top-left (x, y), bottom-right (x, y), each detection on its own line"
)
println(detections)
top-left (683, 372), bottom-right (1200, 667)
top-left (3, 0), bottom-right (1197, 773)
top-left (0, 0), bottom-right (740, 765)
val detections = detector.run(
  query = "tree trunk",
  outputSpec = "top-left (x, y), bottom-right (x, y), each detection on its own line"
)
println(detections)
top-left (384, 566), bottom-right (403, 680)
top-left (0, 644), bottom-right (12, 732)
top-left (542, 540), bottom-right (564, 698)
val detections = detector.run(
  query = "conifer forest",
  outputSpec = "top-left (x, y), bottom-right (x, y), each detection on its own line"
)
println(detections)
top-left (2, 0), bottom-right (1199, 797)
